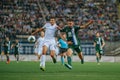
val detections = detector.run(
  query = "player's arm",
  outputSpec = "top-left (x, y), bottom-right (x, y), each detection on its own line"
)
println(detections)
top-left (34, 40), bottom-right (38, 48)
top-left (93, 42), bottom-right (96, 47)
top-left (67, 41), bottom-right (73, 45)
top-left (11, 44), bottom-right (14, 49)
top-left (80, 20), bottom-right (93, 29)
top-left (56, 26), bottom-right (62, 30)
top-left (32, 27), bottom-right (44, 35)
top-left (101, 38), bottom-right (105, 48)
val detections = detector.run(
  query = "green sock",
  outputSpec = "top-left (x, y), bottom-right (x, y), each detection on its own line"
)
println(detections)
top-left (96, 57), bottom-right (99, 63)
top-left (61, 56), bottom-right (64, 65)
top-left (67, 56), bottom-right (72, 66)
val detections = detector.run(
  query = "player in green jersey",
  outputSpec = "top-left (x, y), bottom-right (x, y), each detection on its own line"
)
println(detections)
top-left (94, 32), bottom-right (105, 65)
top-left (3, 37), bottom-right (11, 64)
top-left (60, 19), bottom-right (93, 68)
top-left (11, 39), bottom-right (20, 63)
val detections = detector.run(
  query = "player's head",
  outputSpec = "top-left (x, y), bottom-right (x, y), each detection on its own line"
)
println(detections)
top-left (96, 32), bottom-right (100, 37)
top-left (15, 39), bottom-right (19, 43)
top-left (50, 17), bottom-right (56, 25)
top-left (5, 37), bottom-right (9, 41)
top-left (40, 31), bottom-right (45, 37)
top-left (61, 32), bottom-right (66, 39)
top-left (67, 19), bottom-right (74, 27)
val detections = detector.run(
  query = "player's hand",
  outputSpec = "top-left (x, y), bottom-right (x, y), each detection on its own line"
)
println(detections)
top-left (56, 26), bottom-right (62, 30)
top-left (89, 20), bottom-right (94, 24)
top-left (67, 41), bottom-right (73, 45)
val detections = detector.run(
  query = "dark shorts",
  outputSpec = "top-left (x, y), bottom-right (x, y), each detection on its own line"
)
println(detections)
top-left (59, 48), bottom-right (68, 54)
top-left (69, 45), bottom-right (82, 53)
top-left (14, 51), bottom-right (19, 55)
top-left (4, 50), bottom-right (10, 54)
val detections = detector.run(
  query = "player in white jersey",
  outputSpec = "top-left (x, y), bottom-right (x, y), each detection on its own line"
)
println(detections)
top-left (32, 17), bottom-right (61, 71)
top-left (34, 31), bottom-right (45, 60)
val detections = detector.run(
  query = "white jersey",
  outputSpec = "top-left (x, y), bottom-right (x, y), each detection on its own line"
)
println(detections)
top-left (37, 37), bottom-right (44, 47)
top-left (43, 23), bottom-right (58, 40)
top-left (34, 37), bottom-right (44, 54)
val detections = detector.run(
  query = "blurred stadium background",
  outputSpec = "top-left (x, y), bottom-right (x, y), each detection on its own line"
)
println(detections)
top-left (0, 0), bottom-right (120, 61)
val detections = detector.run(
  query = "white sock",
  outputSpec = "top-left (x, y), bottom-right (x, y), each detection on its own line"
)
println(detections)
top-left (40, 55), bottom-right (43, 67)
top-left (42, 55), bottom-right (46, 68)
top-left (1, 55), bottom-right (4, 61)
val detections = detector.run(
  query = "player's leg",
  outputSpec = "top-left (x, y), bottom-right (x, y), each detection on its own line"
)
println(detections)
top-left (64, 48), bottom-right (72, 69)
top-left (38, 47), bottom-right (42, 60)
top-left (74, 46), bottom-right (84, 64)
top-left (34, 47), bottom-right (39, 61)
top-left (50, 43), bottom-right (57, 63)
top-left (14, 53), bottom-right (17, 61)
top-left (6, 52), bottom-right (10, 64)
top-left (96, 52), bottom-right (100, 65)
top-left (60, 48), bottom-right (67, 65)
top-left (15, 54), bottom-right (19, 63)
top-left (40, 44), bottom-right (48, 71)
top-left (16, 51), bottom-right (19, 63)
top-left (95, 47), bottom-right (101, 64)
top-left (50, 50), bottom-right (57, 63)
top-left (99, 50), bottom-right (103, 60)
top-left (78, 52), bottom-right (84, 64)
top-left (1, 51), bottom-right (4, 61)
top-left (17, 54), bottom-right (19, 62)
top-left (38, 48), bottom-right (42, 66)
top-left (61, 53), bottom-right (65, 65)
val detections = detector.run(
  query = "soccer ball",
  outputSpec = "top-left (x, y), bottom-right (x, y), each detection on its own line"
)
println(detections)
top-left (28, 36), bottom-right (36, 42)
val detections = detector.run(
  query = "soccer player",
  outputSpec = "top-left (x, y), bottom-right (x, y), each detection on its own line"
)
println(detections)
top-left (60, 19), bottom-right (93, 68)
top-left (0, 40), bottom-right (5, 61)
top-left (34, 31), bottom-right (45, 61)
top-left (32, 17), bottom-right (61, 71)
top-left (94, 32), bottom-right (105, 65)
top-left (58, 32), bottom-right (73, 69)
top-left (11, 39), bottom-right (20, 63)
top-left (3, 37), bottom-right (11, 64)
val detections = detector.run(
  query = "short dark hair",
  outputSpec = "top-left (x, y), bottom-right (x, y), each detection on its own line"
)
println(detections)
top-left (67, 18), bottom-right (73, 22)
top-left (50, 16), bottom-right (55, 19)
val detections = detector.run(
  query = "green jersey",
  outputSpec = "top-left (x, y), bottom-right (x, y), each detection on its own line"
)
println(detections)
top-left (94, 37), bottom-right (104, 54)
top-left (14, 42), bottom-right (19, 53)
top-left (4, 40), bottom-right (11, 53)
top-left (61, 26), bottom-right (80, 46)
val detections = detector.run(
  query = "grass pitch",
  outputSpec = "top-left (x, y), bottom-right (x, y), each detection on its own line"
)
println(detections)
top-left (0, 61), bottom-right (120, 80)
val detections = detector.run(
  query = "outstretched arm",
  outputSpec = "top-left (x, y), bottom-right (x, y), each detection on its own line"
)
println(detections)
top-left (32, 28), bottom-right (44, 35)
top-left (80, 20), bottom-right (93, 29)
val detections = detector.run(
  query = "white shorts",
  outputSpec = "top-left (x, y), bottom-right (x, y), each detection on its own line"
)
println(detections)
top-left (42, 39), bottom-right (56, 51)
top-left (37, 47), bottom-right (42, 55)
top-left (34, 47), bottom-right (38, 54)
top-left (55, 46), bottom-right (59, 55)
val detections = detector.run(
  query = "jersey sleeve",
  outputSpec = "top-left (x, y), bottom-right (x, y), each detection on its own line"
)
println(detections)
top-left (58, 39), bottom-right (61, 44)
top-left (42, 23), bottom-right (50, 29)
top-left (60, 27), bottom-right (66, 32)
top-left (75, 26), bottom-right (80, 32)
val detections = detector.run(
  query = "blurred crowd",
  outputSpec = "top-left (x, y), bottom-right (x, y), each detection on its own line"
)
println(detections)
top-left (0, 0), bottom-right (120, 42)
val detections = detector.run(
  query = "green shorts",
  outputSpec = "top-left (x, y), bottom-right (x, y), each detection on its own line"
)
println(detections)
top-left (14, 51), bottom-right (19, 55)
top-left (69, 45), bottom-right (82, 53)
top-left (4, 50), bottom-right (10, 54)
top-left (4, 48), bottom-right (10, 54)
top-left (95, 47), bottom-right (103, 55)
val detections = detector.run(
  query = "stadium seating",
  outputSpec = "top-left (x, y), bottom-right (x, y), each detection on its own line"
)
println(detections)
top-left (0, 0), bottom-right (120, 41)
top-left (0, 0), bottom-right (120, 55)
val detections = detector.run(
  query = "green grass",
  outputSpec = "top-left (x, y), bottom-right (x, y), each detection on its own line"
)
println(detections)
top-left (0, 61), bottom-right (120, 80)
